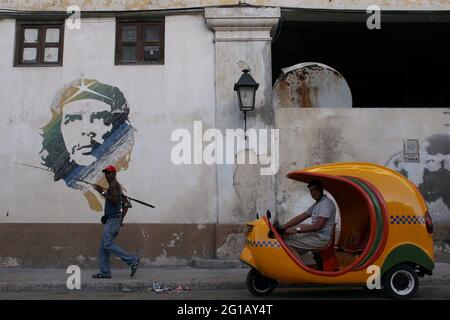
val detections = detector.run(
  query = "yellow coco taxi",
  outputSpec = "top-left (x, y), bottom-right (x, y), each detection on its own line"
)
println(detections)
top-left (240, 162), bottom-right (434, 299)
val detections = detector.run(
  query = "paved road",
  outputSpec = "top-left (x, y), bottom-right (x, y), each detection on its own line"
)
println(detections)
top-left (1, 285), bottom-right (449, 300)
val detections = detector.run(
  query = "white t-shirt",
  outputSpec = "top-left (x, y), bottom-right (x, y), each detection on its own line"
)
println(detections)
top-left (306, 194), bottom-right (336, 241)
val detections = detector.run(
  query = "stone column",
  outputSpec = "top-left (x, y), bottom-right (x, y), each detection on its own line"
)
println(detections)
top-left (205, 7), bottom-right (280, 235)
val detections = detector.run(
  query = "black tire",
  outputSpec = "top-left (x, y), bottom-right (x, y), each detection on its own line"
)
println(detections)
top-left (246, 268), bottom-right (277, 297)
top-left (382, 264), bottom-right (419, 300)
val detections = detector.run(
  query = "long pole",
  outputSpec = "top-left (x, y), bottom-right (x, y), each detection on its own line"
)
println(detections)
top-left (13, 162), bottom-right (155, 208)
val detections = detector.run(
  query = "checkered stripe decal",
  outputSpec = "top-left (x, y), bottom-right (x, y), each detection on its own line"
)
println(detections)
top-left (245, 239), bottom-right (281, 248)
top-left (390, 215), bottom-right (425, 224)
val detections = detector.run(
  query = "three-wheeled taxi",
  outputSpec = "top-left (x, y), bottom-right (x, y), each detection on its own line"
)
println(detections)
top-left (240, 162), bottom-right (434, 299)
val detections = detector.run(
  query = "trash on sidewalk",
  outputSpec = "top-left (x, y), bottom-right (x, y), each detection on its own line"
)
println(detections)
top-left (121, 286), bottom-right (131, 293)
top-left (152, 281), bottom-right (161, 290)
top-left (145, 281), bottom-right (191, 294)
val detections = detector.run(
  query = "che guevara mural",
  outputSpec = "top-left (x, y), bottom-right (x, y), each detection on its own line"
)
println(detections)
top-left (39, 79), bottom-right (134, 211)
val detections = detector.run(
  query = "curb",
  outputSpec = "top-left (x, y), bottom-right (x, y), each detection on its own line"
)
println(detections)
top-left (3, 280), bottom-right (248, 293)
top-left (191, 258), bottom-right (248, 269)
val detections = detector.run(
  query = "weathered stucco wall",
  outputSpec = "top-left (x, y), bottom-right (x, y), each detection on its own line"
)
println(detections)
top-left (274, 108), bottom-right (450, 260)
top-left (1, 0), bottom-right (449, 11)
top-left (0, 8), bottom-right (280, 265)
top-left (0, 223), bottom-right (243, 267)
top-left (1, 3), bottom-right (449, 267)
top-left (0, 15), bottom-right (218, 224)
top-left (205, 6), bottom-right (280, 224)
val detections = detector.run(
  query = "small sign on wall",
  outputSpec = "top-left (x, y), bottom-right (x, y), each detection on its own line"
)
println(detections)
top-left (403, 139), bottom-right (420, 163)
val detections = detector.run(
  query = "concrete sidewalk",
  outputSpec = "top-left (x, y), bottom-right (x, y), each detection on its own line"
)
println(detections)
top-left (0, 267), bottom-right (249, 293)
top-left (0, 263), bottom-right (449, 293)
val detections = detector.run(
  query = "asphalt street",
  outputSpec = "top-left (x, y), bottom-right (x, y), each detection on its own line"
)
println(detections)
top-left (1, 284), bottom-right (449, 300)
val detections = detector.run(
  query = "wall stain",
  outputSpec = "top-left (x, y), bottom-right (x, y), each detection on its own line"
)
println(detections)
top-left (386, 133), bottom-right (450, 219)
top-left (274, 63), bottom-right (351, 108)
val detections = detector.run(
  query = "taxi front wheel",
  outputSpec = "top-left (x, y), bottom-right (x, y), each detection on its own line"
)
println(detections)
top-left (382, 264), bottom-right (419, 300)
top-left (246, 268), bottom-right (277, 297)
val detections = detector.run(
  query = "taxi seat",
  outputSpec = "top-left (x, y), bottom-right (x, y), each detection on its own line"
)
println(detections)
top-left (312, 224), bottom-right (339, 272)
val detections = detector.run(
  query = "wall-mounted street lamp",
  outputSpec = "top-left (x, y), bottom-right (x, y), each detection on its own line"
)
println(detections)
top-left (234, 69), bottom-right (259, 134)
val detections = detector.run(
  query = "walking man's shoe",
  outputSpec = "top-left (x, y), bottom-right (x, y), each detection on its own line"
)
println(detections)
top-left (92, 273), bottom-right (112, 279)
top-left (130, 258), bottom-right (140, 277)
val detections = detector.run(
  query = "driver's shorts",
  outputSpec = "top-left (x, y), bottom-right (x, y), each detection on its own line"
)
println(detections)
top-left (284, 233), bottom-right (329, 254)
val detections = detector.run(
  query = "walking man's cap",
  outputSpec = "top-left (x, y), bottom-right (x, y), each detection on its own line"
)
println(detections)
top-left (102, 165), bottom-right (117, 173)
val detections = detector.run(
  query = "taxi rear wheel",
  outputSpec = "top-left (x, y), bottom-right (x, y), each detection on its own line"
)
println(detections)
top-left (246, 268), bottom-right (277, 297)
top-left (382, 264), bottom-right (419, 300)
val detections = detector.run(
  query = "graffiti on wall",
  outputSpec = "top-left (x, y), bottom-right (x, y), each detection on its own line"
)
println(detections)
top-left (39, 79), bottom-right (134, 211)
top-left (386, 134), bottom-right (450, 221)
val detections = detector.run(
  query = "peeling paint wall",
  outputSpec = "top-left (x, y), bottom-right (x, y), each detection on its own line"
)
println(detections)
top-left (233, 150), bottom-right (274, 221)
top-left (1, 0), bottom-right (449, 11)
top-left (274, 107), bottom-right (450, 220)
top-left (216, 233), bottom-right (245, 259)
top-left (273, 66), bottom-right (450, 235)
top-left (1, 2), bottom-right (449, 266)
top-left (206, 6), bottom-right (280, 225)
top-left (274, 106), bottom-right (450, 261)
top-left (0, 7), bottom-right (282, 265)
top-left (0, 223), bottom-right (243, 267)
top-left (0, 15), bottom-right (217, 224)
top-left (386, 133), bottom-right (450, 222)
top-left (0, 6), bottom-right (283, 266)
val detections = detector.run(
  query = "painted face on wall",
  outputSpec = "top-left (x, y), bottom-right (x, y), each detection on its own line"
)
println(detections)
top-left (40, 79), bottom-right (135, 212)
top-left (386, 133), bottom-right (450, 221)
top-left (61, 99), bottom-right (113, 166)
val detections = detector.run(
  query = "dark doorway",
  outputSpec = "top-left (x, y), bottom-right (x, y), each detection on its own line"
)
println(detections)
top-left (272, 16), bottom-right (450, 107)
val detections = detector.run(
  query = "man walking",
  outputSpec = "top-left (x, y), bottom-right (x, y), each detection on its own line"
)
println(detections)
top-left (92, 165), bottom-right (139, 278)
